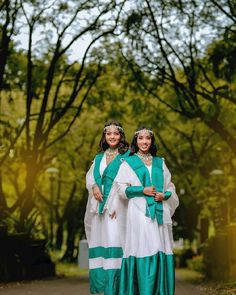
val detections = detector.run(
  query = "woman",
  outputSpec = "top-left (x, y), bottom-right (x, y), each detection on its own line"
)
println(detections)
top-left (84, 121), bottom-right (129, 295)
top-left (116, 126), bottom-right (179, 295)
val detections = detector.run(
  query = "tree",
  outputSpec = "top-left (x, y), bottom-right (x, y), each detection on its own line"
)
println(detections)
top-left (0, 0), bottom-right (125, 233)
top-left (0, 0), bottom-right (20, 91)
top-left (119, 0), bottom-right (236, 155)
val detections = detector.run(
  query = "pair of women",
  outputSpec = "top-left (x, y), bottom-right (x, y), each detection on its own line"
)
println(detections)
top-left (84, 121), bottom-right (179, 295)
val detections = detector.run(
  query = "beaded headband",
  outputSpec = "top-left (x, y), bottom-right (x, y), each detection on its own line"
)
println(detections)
top-left (104, 124), bottom-right (124, 133)
top-left (135, 128), bottom-right (153, 136)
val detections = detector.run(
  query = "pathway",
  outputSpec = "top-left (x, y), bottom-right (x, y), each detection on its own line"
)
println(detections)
top-left (0, 273), bottom-right (206, 294)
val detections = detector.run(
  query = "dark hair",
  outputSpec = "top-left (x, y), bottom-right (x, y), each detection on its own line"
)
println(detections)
top-left (99, 120), bottom-right (129, 154)
top-left (130, 126), bottom-right (157, 156)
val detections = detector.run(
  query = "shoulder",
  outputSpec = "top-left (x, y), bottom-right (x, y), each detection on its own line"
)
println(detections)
top-left (119, 149), bottom-right (131, 157)
top-left (124, 154), bottom-right (137, 164)
top-left (94, 152), bottom-right (104, 161)
top-left (95, 152), bottom-right (104, 157)
top-left (153, 156), bottom-right (164, 163)
top-left (154, 155), bottom-right (164, 160)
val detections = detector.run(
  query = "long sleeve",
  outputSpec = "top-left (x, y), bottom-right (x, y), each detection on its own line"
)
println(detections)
top-left (86, 161), bottom-right (96, 196)
top-left (115, 162), bottom-right (132, 200)
top-left (163, 161), bottom-right (179, 216)
top-left (86, 161), bottom-right (98, 220)
top-left (84, 161), bottom-right (99, 242)
top-left (115, 161), bottom-right (144, 200)
top-left (125, 186), bottom-right (145, 198)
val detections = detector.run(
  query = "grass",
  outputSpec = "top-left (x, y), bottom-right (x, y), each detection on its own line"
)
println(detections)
top-left (176, 268), bottom-right (236, 295)
top-left (176, 268), bottom-right (203, 283)
top-left (56, 262), bottom-right (89, 278)
top-left (50, 250), bottom-right (89, 278)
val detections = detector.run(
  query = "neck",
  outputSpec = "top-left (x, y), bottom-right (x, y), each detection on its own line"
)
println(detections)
top-left (108, 146), bottom-right (118, 150)
top-left (138, 150), bottom-right (150, 155)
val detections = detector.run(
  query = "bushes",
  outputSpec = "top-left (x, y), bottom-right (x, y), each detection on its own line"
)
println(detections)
top-left (174, 248), bottom-right (204, 273)
top-left (174, 248), bottom-right (196, 268)
top-left (186, 255), bottom-right (204, 273)
top-left (0, 233), bottom-right (55, 282)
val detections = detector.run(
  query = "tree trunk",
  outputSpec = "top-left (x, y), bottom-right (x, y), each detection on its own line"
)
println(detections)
top-left (0, 170), bottom-right (7, 211)
top-left (55, 222), bottom-right (63, 250)
top-left (0, 0), bottom-right (11, 91)
top-left (61, 205), bottom-right (78, 263)
top-left (18, 160), bottom-right (38, 232)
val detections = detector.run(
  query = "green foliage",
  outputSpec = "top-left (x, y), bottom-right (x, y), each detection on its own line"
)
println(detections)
top-left (56, 261), bottom-right (88, 277)
top-left (186, 255), bottom-right (204, 273)
top-left (208, 27), bottom-right (236, 82)
top-left (10, 209), bottom-right (44, 239)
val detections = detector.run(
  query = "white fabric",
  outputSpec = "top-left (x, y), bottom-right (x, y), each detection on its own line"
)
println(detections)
top-left (84, 154), bottom-right (127, 266)
top-left (89, 257), bottom-right (122, 270)
top-left (115, 159), bottom-right (179, 258)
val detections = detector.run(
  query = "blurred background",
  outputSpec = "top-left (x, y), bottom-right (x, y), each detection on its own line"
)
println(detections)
top-left (0, 0), bottom-right (235, 287)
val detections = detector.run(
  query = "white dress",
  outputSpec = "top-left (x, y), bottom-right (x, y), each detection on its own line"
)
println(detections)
top-left (84, 153), bottom-right (127, 295)
top-left (116, 157), bottom-right (179, 295)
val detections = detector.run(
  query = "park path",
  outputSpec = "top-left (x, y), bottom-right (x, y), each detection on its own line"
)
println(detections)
top-left (0, 273), bottom-right (206, 295)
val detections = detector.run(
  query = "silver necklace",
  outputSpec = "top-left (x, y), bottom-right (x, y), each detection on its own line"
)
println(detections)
top-left (106, 148), bottom-right (119, 159)
top-left (136, 151), bottom-right (152, 165)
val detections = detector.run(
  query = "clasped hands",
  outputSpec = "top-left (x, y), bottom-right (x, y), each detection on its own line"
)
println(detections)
top-left (143, 186), bottom-right (164, 202)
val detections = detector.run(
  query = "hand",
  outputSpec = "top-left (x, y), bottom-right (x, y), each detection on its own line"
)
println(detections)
top-left (143, 186), bottom-right (156, 196)
top-left (154, 192), bottom-right (164, 202)
top-left (92, 185), bottom-right (103, 202)
top-left (109, 211), bottom-right (116, 219)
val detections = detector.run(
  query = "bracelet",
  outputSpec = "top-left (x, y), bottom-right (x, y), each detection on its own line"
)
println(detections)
top-left (92, 184), bottom-right (98, 189)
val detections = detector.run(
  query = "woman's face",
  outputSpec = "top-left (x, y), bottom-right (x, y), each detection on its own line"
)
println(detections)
top-left (105, 126), bottom-right (121, 148)
top-left (137, 131), bottom-right (152, 153)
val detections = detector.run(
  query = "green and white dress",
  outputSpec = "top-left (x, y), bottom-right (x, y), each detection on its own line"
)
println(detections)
top-left (116, 155), bottom-right (179, 295)
top-left (84, 151), bottom-right (129, 294)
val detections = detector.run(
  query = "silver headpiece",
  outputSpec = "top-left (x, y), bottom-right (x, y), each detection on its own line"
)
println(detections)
top-left (135, 128), bottom-right (153, 136)
top-left (104, 124), bottom-right (124, 133)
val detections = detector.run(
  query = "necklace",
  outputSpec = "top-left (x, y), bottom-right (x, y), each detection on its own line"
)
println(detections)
top-left (105, 148), bottom-right (119, 159)
top-left (136, 151), bottom-right (152, 166)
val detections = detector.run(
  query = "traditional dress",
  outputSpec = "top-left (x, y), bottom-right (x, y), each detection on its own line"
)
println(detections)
top-left (84, 151), bottom-right (129, 294)
top-left (116, 154), bottom-right (179, 295)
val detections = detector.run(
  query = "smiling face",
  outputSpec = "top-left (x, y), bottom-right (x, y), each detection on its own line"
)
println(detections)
top-left (105, 126), bottom-right (121, 148)
top-left (137, 131), bottom-right (152, 153)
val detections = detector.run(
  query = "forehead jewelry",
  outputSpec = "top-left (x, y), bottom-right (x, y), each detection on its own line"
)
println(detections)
top-left (104, 124), bottom-right (124, 133)
top-left (135, 128), bottom-right (153, 136)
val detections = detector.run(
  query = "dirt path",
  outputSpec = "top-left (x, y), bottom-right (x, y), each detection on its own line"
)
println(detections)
top-left (0, 274), bottom-right (206, 295)
top-left (175, 272), bottom-right (205, 295)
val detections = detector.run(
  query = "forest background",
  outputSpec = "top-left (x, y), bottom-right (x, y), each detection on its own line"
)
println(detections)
top-left (0, 0), bottom-right (235, 280)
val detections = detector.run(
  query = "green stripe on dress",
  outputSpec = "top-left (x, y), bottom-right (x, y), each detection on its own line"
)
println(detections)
top-left (89, 246), bottom-right (123, 259)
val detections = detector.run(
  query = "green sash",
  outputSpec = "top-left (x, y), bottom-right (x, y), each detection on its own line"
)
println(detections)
top-left (93, 150), bottom-right (130, 214)
top-left (125, 155), bottom-right (164, 224)
top-left (93, 153), bottom-right (104, 192)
